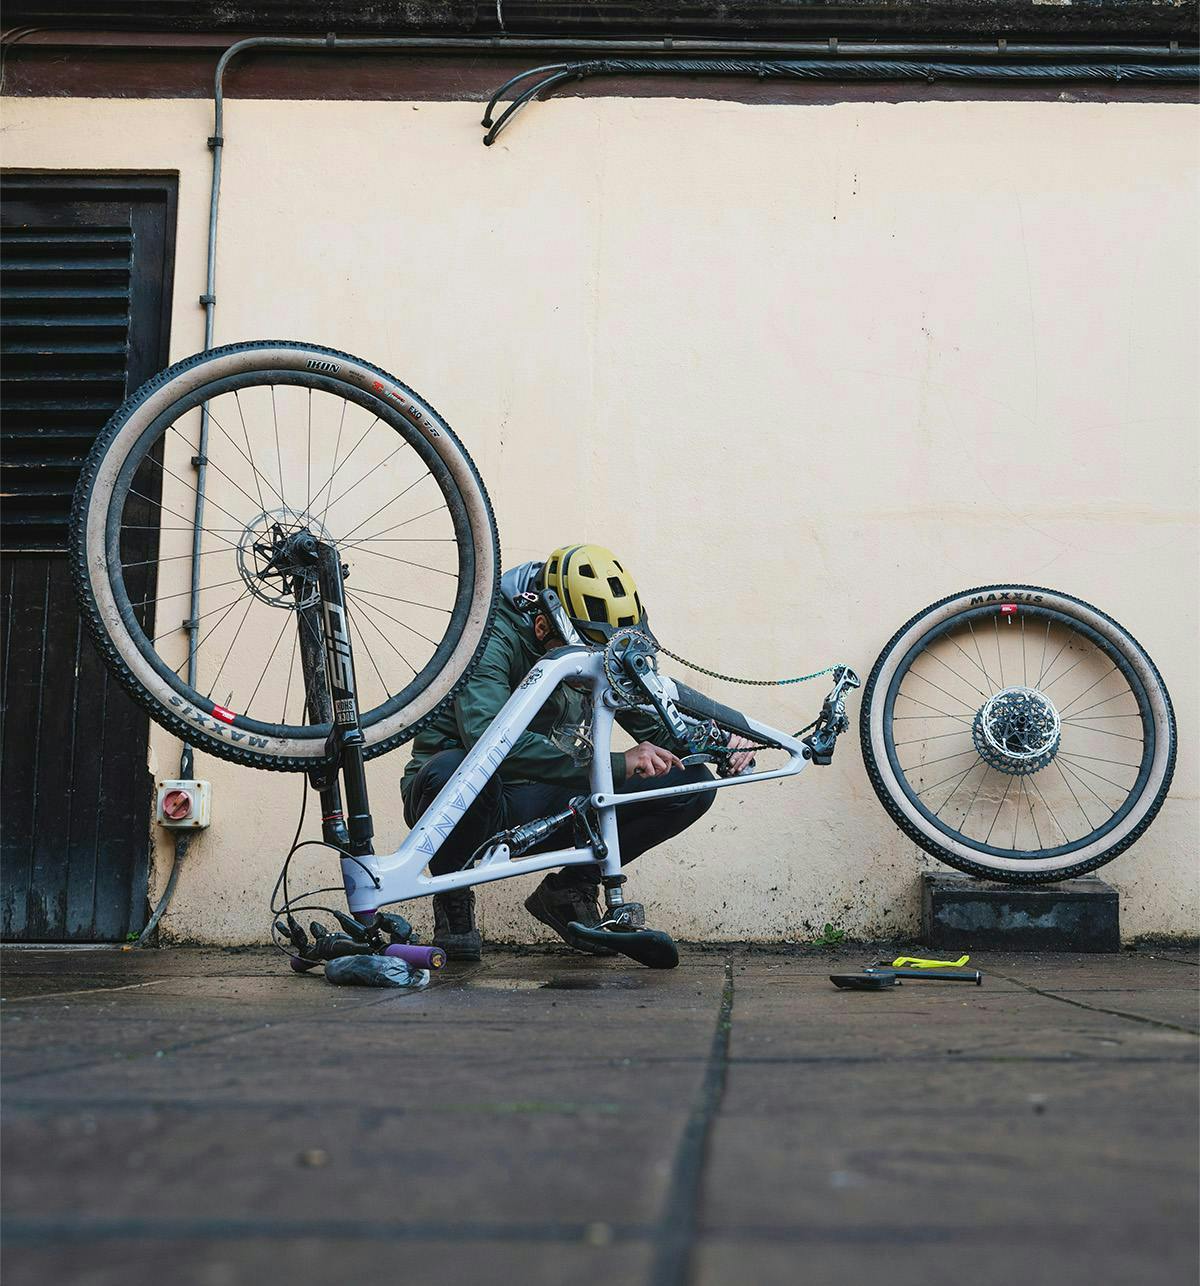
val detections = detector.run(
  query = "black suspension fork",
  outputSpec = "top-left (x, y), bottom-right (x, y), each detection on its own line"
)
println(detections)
top-left (294, 536), bottom-right (375, 860)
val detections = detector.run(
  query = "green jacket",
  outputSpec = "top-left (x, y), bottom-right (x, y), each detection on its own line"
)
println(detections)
top-left (400, 597), bottom-right (668, 801)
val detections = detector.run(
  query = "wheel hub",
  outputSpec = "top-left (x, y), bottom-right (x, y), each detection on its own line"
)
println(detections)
top-left (972, 685), bottom-right (1061, 776)
top-left (236, 507), bottom-right (334, 609)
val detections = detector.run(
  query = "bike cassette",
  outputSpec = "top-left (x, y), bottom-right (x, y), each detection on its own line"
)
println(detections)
top-left (603, 627), bottom-right (659, 707)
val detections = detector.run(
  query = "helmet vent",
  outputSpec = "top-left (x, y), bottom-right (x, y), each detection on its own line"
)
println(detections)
top-left (608, 576), bottom-right (625, 596)
top-left (583, 594), bottom-right (609, 623)
top-left (579, 564), bottom-right (595, 578)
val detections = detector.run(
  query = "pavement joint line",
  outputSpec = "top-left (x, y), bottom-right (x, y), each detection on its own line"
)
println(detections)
top-left (2, 979), bottom-right (174, 1003)
top-left (1, 954), bottom-right (506, 1086)
top-left (989, 969), bottom-right (1200, 1037)
top-left (649, 957), bottom-right (734, 1286)
top-left (0, 1216), bottom-right (655, 1246)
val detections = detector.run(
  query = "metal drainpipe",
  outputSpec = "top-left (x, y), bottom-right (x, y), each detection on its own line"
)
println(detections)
top-left (153, 28), bottom-right (1191, 941)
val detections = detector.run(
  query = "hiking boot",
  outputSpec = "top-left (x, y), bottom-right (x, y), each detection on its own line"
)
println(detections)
top-left (432, 888), bottom-right (482, 961)
top-left (524, 874), bottom-right (617, 956)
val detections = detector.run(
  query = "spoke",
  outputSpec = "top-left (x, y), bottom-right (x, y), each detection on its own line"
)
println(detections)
top-left (1053, 759), bottom-right (1095, 830)
top-left (919, 645), bottom-right (991, 701)
top-left (130, 573), bottom-right (248, 610)
top-left (1021, 613), bottom-right (1027, 687)
top-left (344, 588), bottom-right (439, 647)
top-left (1036, 633), bottom-right (1073, 690)
top-left (204, 594), bottom-right (257, 701)
top-left (917, 759), bottom-right (988, 799)
top-left (1061, 723), bottom-right (1143, 743)
top-left (344, 545), bottom-right (459, 579)
top-left (337, 503), bottom-right (451, 552)
top-left (1040, 655), bottom-right (1084, 693)
top-left (281, 623), bottom-right (300, 725)
top-left (953, 761), bottom-right (991, 832)
top-left (902, 669), bottom-right (978, 713)
top-left (306, 415), bottom-right (381, 519)
top-left (1058, 665), bottom-right (1120, 716)
top-left (210, 403), bottom-right (284, 510)
top-left (127, 490), bottom-right (240, 553)
top-left (1028, 773), bottom-right (1068, 844)
top-left (271, 386), bottom-right (287, 509)
top-left (234, 390), bottom-right (282, 510)
top-left (1035, 617), bottom-right (1052, 687)
top-left (318, 397), bottom-right (349, 529)
top-left (893, 729), bottom-right (974, 747)
top-left (344, 599), bottom-right (392, 708)
top-left (892, 694), bottom-right (972, 724)
top-left (339, 585), bottom-right (452, 615)
top-left (1059, 759), bottom-right (1120, 816)
top-left (1024, 775), bottom-right (1043, 849)
top-left (900, 745), bottom-right (980, 771)
top-left (993, 614), bottom-right (1004, 689)
top-left (145, 453), bottom-right (251, 534)
top-left (1064, 691), bottom-right (1141, 720)
top-left (172, 589), bottom-right (251, 675)
top-left (946, 631), bottom-right (995, 690)
top-left (1057, 749), bottom-right (1141, 769)
top-left (321, 439), bottom-right (414, 526)
top-left (151, 591), bottom-right (243, 644)
top-left (966, 620), bottom-right (997, 693)
top-left (120, 547), bottom-right (228, 570)
top-left (245, 609), bottom-right (295, 717)
top-left (347, 592), bottom-right (418, 674)
top-left (1013, 777), bottom-right (1024, 848)
top-left (934, 758), bottom-right (984, 819)
top-left (983, 773), bottom-right (1014, 845)
top-left (121, 524), bottom-right (246, 533)
top-left (168, 422), bottom-right (270, 519)
top-left (1057, 755), bottom-right (1135, 795)
top-left (334, 467), bottom-right (431, 546)
top-left (306, 388), bottom-right (313, 517)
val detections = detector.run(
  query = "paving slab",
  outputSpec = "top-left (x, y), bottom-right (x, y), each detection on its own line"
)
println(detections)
top-left (2, 943), bottom-right (1196, 1286)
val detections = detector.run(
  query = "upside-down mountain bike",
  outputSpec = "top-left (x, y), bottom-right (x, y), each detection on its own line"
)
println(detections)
top-left (69, 342), bottom-right (1177, 967)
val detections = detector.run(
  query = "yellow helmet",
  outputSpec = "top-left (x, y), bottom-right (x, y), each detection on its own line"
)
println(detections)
top-left (542, 544), bottom-right (645, 643)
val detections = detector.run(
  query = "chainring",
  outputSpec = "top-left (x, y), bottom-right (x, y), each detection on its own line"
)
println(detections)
top-left (603, 627), bottom-right (660, 707)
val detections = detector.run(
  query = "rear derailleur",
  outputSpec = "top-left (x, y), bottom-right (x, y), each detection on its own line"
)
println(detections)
top-left (802, 665), bottom-right (861, 765)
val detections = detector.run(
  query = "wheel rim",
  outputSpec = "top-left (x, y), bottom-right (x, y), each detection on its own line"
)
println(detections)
top-left (880, 604), bottom-right (1156, 863)
top-left (103, 369), bottom-right (478, 745)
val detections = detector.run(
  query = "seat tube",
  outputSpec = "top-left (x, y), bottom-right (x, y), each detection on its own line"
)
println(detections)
top-left (589, 691), bottom-right (622, 880)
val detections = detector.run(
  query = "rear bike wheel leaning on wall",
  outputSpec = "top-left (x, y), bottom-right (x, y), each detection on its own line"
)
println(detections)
top-left (69, 341), bottom-right (500, 771)
top-left (860, 585), bottom-right (1176, 883)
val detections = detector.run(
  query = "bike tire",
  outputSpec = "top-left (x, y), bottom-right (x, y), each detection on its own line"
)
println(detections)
top-left (860, 585), bottom-right (1176, 883)
top-left (69, 341), bottom-right (500, 771)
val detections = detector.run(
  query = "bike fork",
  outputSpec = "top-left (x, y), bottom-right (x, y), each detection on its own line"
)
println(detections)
top-left (295, 538), bottom-right (375, 863)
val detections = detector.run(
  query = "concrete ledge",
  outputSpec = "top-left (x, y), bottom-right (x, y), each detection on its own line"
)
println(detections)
top-left (921, 872), bottom-right (1120, 953)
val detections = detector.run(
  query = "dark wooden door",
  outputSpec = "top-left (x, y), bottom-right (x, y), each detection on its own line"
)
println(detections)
top-left (1, 173), bottom-right (177, 941)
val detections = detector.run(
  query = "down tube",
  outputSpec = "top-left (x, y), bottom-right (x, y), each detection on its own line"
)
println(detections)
top-left (341, 647), bottom-right (605, 912)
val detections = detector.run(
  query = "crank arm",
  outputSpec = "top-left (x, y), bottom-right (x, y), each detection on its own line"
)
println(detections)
top-left (567, 921), bottom-right (680, 969)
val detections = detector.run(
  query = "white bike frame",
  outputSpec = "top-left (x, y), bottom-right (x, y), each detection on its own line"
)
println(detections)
top-left (340, 645), bottom-right (811, 917)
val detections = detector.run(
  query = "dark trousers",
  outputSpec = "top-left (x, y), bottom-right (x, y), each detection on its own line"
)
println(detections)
top-left (403, 749), bottom-right (717, 883)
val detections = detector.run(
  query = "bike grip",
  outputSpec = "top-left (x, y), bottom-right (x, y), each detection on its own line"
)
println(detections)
top-left (384, 943), bottom-right (446, 970)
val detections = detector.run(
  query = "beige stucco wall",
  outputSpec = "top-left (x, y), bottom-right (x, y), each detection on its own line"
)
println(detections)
top-left (3, 94), bottom-right (1197, 943)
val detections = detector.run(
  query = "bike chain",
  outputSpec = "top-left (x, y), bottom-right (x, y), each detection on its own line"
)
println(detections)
top-left (606, 631), bottom-right (845, 743)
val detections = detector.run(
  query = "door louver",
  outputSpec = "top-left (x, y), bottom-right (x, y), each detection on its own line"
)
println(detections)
top-left (1, 218), bottom-right (133, 552)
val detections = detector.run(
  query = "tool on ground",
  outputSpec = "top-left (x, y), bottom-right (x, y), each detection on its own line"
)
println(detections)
top-left (830, 966), bottom-right (983, 989)
top-left (875, 953), bottom-right (970, 969)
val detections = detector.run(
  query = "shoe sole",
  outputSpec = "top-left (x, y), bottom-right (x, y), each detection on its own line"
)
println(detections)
top-left (524, 891), bottom-right (617, 957)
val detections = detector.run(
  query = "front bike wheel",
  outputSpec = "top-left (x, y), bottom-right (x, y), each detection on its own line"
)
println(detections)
top-left (860, 585), bottom-right (1176, 882)
top-left (69, 341), bottom-right (500, 770)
